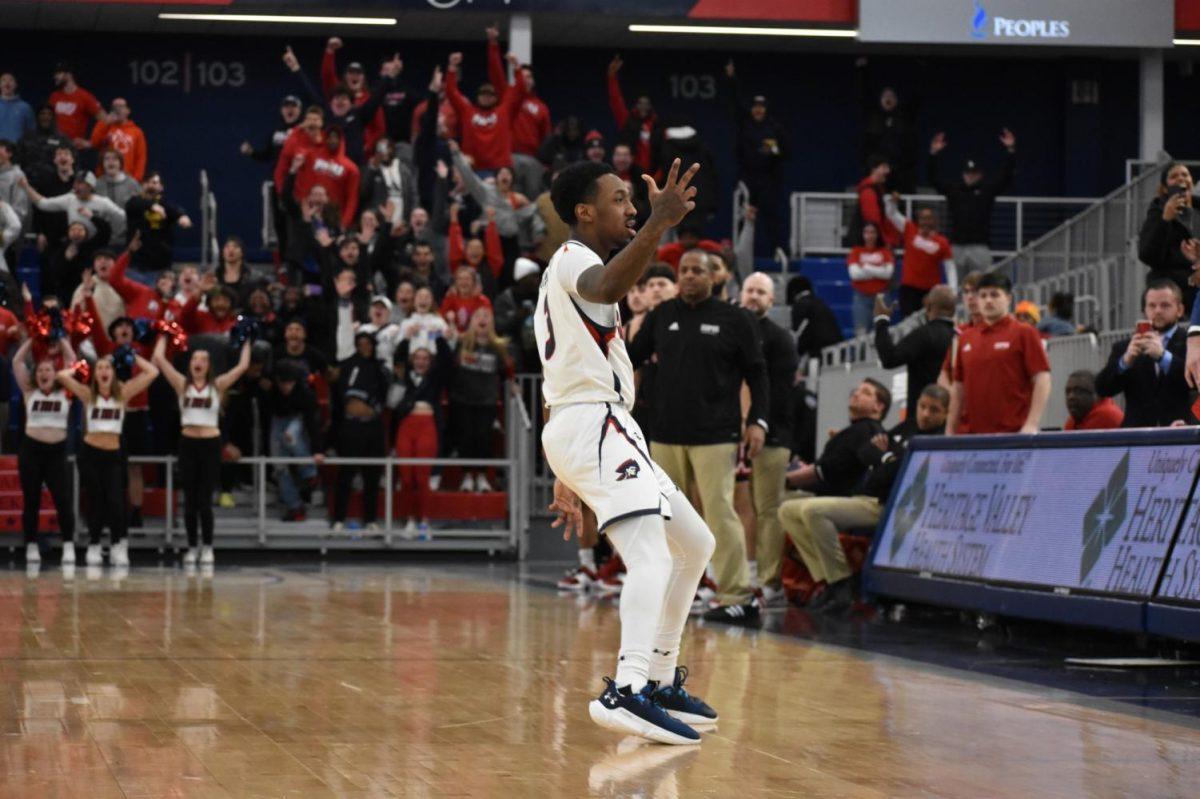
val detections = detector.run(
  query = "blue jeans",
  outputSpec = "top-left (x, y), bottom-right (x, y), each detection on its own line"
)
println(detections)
top-left (851, 291), bottom-right (880, 337)
top-left (271, 416), bottom-right (316, 510)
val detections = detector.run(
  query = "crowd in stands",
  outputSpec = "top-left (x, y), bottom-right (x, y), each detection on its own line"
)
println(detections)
top-left (0, 35), bottom-right (1197, 619)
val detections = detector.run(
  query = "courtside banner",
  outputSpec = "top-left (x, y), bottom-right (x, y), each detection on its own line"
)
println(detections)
top-left (872, 438), bottom-right (1198, 598)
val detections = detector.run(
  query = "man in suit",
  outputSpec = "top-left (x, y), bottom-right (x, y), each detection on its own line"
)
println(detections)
top-left (873, 284), bottom-right (956, 421)
top-left (1096, 279), bottom-right (1194, 427)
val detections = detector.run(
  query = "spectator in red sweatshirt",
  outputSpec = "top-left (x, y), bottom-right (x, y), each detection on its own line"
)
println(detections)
top-left (274, 105), bottom-right (325, 201)
top-left (320, 37), bottom-right (386, 157)
top-left (296, 126), bottom-right (360, 230)
top-left (485, 25), bottom-right (550, 198)
top-left (179, 273), bottom-right (237, 336)
top-left (441, 264), bottom-right (493, 333)
top-left (448, 202), bottom-right (503, 298)
top-left (48, 62), bottom-right (103, 146)
top-left (106, 232), bottom-right (171, 321)
top-left (853, 155), bottom-right (900, 249)
top-left (607, 54), bottom-right (657, 173)
top-left (444, 51), bottom-right (527, 172)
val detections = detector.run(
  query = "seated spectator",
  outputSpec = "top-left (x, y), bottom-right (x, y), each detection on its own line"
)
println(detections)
top-left (493, 257), bottom-right (541, 372)
top-left (884, 193), bottom-right (956, 316)
top-left (125, 172), bottom-right (192, 273)
top-left (401, 285), bottom-right (451, 353)
top-left (87, 98), bottom-right (147, 182)
top-left (779, 383), bottom-right (947, 613)
top-left (1038, 292), bottom-right (1077, 338)
top-left (18, 105), bottom-right (73, 181)
top-left (1095, 279), bottom-right (1192, 427)
top-left (947, 272), bottom-right (1051, 435)
top-left (1014, 300), bottom-right (1040, 328)
top-left (20, 169), bottom-right (126, 246)
top-left (450, 307), bottom-right (513, 492)
top-left (444, 50), bottom-right (526, 172)
top-left (1139, 162), bottom-right (1196, 310)
top-left (1064, 370), bottom-right (1124, 431)
top-left (391, 337), bottom-right (453, 536)
top-left (93, 150), bottom-right (140, 217)
top-left (874, 285), bottom-right (956, 421)
top-left (849, 155), bottom-right (899, 250)
top-left (846, 221), bottom-right (894, 335)
top-left (267, 361), bottom-right (324, 522)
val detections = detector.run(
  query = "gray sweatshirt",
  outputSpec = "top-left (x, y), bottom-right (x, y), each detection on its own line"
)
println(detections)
top-left (35, 191), bottom-right (126, 243)
top-left (95, 172), bottom-right (141, 211)
top-left (0, 163), bottom-right (29, 230)
top-left (451, 149), bottom-right (545, 247)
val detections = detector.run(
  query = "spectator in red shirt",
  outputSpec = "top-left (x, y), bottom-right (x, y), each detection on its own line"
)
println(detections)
top-left (884, 193), bottom-right (956, 317)
top-left (448, 202), bottom-right (503, 297)
top-left (48, 62), bottom-right (103, 146)
top-left (1064, 370), bottom-right (1123, 431)
top-left (296, 127), bottom-right (360, 230)
top-left (274, 106), bottom-right (325, 202)
top-left (320, 37), bottom-right (386, 157)
top-left (655, 222), bottom-right (722, 272)
top-left (606, 54), bottom-right (657, 173)
top-left (485, 25), bottom-right (551, 198)
top-left (179, 273), bottom-right (237, 336)
top-left (847, 221), bottom-right (894, 335)
top-left (852, 156), bottom-right (900, 252)
top-left (107, 234), bottom-right (171, 321)
top-left (948, 272), bottom-right (1051, 435)
top-left (444, 51), bottom-right (526, 172)
top-left (441, 265), bottom-right (492, 333)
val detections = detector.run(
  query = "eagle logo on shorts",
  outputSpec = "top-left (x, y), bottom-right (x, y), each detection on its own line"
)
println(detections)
top-left (615, 459), bottom-right (641, 481)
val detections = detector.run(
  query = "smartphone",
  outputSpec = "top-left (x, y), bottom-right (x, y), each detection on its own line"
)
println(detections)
top-left (1168, 183), bottom-right (1190, 199)
top-left (1136, 320), bottom-right (1152, 335)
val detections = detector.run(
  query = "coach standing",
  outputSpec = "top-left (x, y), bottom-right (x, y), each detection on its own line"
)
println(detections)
top-left (873, 284), bottom-right (956, 421)
top-left (629, 249), bottom-right (769, 624)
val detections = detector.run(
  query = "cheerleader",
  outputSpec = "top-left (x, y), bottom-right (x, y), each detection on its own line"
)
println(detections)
top-left (152, 336), bottom-right (251, 566)
top-left (56, 350), bottom-right (160, 567)
top-left (13, 338), bottom-right (77, 565)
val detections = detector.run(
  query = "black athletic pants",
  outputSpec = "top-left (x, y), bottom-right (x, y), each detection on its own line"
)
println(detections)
top-left (18, 438), bottom-right (75, 545)
top-left (334, 416), bottom-right (385, 524)
top-left (78, 443), bottom-right (127, 545)
top-left (179, 436), bottom-right (221, 547)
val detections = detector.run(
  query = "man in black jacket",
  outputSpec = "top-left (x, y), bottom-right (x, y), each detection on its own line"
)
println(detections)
top-left (1096, 279), bottom-right (1194, 428)
top-left (873, 284), bottom-right (956, 420)
top-left (788, 275), bottom-right (842, 359)
top-left (928, 128), bottom-right (1016, 277)
top-left (628, 249), bottom-right (769, 624)
top-left (725, 60), bottom-right (787, 256)
top-left (268, 361), bottom-right (325, 521)
top-left (779, 381), bottom-right (947, 613)
top-left (739, 273), bottom-right (798, 606)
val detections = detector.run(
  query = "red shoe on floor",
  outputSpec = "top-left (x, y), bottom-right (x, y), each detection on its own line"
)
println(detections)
top-left (557, 566), bottom-right (599, 591)
top-left (594, 555), bottom-right (626, 595)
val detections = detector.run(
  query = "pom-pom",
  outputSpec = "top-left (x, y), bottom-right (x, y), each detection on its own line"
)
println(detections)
top-left (133, 317), bottom-right (155, 344)
top-left (71, 358), bottom-right (91, 384)
top-left (67, 308), bottom-right (95, 339)
top-left (112, 344), bottom-right (136, 381)
top-left (153, 319), bottom-right (189, 352)
top-left (230, 314), bottom-right (261, 348)
top-left (46, 307), bottom-right (65, 341)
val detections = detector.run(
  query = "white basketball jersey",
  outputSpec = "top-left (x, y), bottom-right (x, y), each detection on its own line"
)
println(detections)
top-left (534, 240), bottom-right (635, 411)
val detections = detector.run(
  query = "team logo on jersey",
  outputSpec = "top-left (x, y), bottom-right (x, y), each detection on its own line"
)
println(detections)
top-left (615, 459), bottom-right (641, 481)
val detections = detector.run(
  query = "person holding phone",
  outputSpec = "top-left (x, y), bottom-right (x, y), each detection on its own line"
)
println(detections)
top-left (1139, 162), bottom-right (1196, 312)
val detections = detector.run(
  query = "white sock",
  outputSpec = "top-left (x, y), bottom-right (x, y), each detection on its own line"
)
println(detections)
top-left (606, 513), bottom-right (673, 694)
top-left (748, 559), bottom-right (759, 587)
top-left (649, 492), bottom-right (716, 686)
top-left (579, 548), bottom-right (596, 570)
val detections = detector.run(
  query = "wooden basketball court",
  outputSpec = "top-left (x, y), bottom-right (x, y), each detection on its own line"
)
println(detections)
top-left (2, 563), bottom-right (1198, 797)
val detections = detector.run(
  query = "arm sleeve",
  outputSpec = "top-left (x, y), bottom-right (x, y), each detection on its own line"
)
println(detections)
top-left (88, 296), bottom-right (114, 356)
top-left (108, 248), bottom-right (134, 301)
top-left (129, 130), bottom-right (147, 182)
top-left (448, 220), bottom-right (464, 269)
top-left (1022, 327), bottom-right (1051, 377)
top-left (1138, 203), bottom-right (1168, 268)
top-left (339, 166), bottom-right (360, 229)
top-left (320, 48), bottom-right (338, 98)
top-left (741, 315), bottom-right (770, 429)
top-left (988, 148), bottom-right (1016, 195)
top-left (444, 69), bottom-right (471, 120)
top-left (941, 251), bottom-right (958, 292)
top-left (89, 121), bottom-right (108, 151)
top-left (452, 148), bottom-right (491, 206)
top-left (179, 295), bottom-right (201, 334)
top-left (487, 40), bottom-right (511, 95)
top-left (875, 322), bottom-right (917, 369)
top-left (607, 72), bottom-right (629, 129)
top-left (927, 151), bottom-right (951, 195)
top-left (0, 203), bottom-right (19, 250)
top-left (626, 308), bottom-right (655, 369)
top-left (882, 193), bottom-right (907, 232)
top-left (359, 76), bottom-right (392, 121)
top-left (484, 219), bottom-right (504, 278)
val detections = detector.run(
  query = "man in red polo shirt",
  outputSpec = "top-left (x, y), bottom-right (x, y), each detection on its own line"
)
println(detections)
top-left (885, 194), bottom-right (956, 317)
top-left (948, 272), bottom-right (1050, 435)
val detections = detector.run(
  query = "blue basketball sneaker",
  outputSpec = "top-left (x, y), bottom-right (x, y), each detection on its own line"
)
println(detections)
top-left (589, 678), bottom-right (702, 745)
top-left (650, 667), bottom-right (718, 724)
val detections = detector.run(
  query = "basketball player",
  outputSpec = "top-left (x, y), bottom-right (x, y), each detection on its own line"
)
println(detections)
top-left (536, 158), bottom-right (718, 745)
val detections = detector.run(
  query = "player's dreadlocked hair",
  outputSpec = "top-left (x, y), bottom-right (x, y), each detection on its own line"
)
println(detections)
top-left (550, 160), bottom-right (617, 225)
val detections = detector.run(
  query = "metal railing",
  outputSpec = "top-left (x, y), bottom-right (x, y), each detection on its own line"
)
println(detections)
top-left (198, 169), bottom-right (219, 269)
top-left (790, 191), bottom-right (1098, 263)
top-left (262, 180), bottom-right (277, 250)
top-left (22, 389), bottom-right (534, 556)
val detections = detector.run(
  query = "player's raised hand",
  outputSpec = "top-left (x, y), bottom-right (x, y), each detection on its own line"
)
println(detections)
top-left (643, 158), bottom-right (699, 229)
top-left (548, 479), bottom-right (583, 541)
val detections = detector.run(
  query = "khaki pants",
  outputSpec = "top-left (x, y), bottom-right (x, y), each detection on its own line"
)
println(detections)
top-left (778, 495), bottom-right (881, 584)
top-left (750, 446), bottom-right (790, 590)
top-left (652, 442), bottom-right (749, 604)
